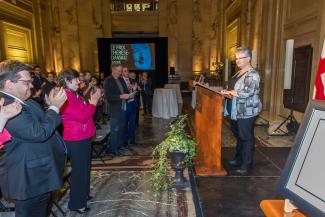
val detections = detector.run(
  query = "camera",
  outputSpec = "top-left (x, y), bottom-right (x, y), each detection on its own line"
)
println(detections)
top-left (90, 86), bottom-right (98, 94)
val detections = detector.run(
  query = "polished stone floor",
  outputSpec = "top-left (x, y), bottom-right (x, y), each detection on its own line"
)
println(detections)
top-left (52, 171), bottom-right (196, 217)
top-left (50, 113), bottom-right (197, 217)
top-left (57, 98), bottom-right (293, 217)
top-left (195, 147), bottom-right (291, 217)
top-left (183, 95), bottom-right (294, 217)
top-left (0, 95), bottom-right (295, 217)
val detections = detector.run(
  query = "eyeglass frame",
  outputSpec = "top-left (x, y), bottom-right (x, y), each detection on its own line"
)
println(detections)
top-left (235, 56), bottom-right (249, 60)
top-left (16, 79), bottom-right (33, 85)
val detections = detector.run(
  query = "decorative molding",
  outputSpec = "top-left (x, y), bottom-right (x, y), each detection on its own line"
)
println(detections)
top-left (225, 0), bottom-right (241, 20)
top-left (192, 32), bottom-right (202, 56)
top-left (167, 0), bottom-right (177, 24)
top-left (210, 14), bottom-right (219, 40)
top-left (285, 0), bottom-right (317, 25)
top-left (19, 0), bottom-right (32, 7)
top-left (91, 2), bottom-right (102, 30)
top-left (2, 0), bottom-right (33, 12)
top-left (226, 18), bottom-right (239, 60)
top-left (111, 11), bottom-right (159, 16)
top-left (193, 0), bottom-right (201, 23)
top-left (111, 11), bottom-right (158, 32)
top-left (0, 1), bottom-right (33, 22)
top-left (1, 21), bottom-right (33, 63)
top-left (65, 4), bottom-right (77, 25)
top-left (284, 14), bottom-right (318, 31)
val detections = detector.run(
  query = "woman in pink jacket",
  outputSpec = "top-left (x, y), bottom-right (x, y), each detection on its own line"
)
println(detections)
top-left (59, 68), bottom-right (101, 214)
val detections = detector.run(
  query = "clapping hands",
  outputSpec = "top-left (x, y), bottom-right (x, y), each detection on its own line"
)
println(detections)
top-left (48, 87), bottom-right (67, 109)
top-left (0, 98), bottom-right (22, 120)
top-left (89, 88), bottom-right (102, 105)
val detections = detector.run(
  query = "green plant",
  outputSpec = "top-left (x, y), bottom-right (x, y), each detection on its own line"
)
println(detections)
top-left (151, 115), bottom-right (196, 191)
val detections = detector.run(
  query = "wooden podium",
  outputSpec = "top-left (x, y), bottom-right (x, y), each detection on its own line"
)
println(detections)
top-left (194, 85), bottom-right (227, 176)
top-left (260, 200), bottom-right (306, 217)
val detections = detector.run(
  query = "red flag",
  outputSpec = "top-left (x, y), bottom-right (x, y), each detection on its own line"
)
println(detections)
top-left (314, 39), bottom-right (325, 100)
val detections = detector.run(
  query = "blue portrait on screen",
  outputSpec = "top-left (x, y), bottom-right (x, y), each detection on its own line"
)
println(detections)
top-left (131, 43), bottom-right (152, 70)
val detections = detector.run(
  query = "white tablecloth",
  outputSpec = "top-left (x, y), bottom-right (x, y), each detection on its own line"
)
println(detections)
top-left (152, 88), bottom-right (178, 119)
top-left (191, 88), bottom-right (197, 109)
top-left (191, 83), bottom-right (211, 109)
top-left (164, 83), bottom-right (183, 104)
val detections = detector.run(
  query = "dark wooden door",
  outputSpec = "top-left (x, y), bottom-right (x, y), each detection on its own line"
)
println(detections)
top-left (283, 45), bottom-right (312, 112)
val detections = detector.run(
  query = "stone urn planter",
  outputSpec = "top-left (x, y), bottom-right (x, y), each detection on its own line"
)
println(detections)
top-left (151, 115), bottom-right (196, 192)
top-left (170, 151), bottom-right (188, 188)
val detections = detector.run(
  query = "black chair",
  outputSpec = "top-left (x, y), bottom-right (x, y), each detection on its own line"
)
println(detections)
top-left (0, 189), bottom-right (14, 212)
top-left (50, 162), bottom-right (71, 217)
top-left (91, 133), bottom-right (110, 165)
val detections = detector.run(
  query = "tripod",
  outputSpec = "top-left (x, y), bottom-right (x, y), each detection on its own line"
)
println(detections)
top-left (269, 107), bottom-right (298, 136)
top-left (270, 60), bottom-right (298, 136)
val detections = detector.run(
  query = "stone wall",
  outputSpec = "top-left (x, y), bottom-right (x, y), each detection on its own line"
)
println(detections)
top-left (1, 0), bottom-right (325, 118)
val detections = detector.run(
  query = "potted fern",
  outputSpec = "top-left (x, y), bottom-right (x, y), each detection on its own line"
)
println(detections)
top-left (151, 115), bottom-right (196, 191)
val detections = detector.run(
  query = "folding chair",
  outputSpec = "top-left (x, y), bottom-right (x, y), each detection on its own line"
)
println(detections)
top-left (0, 189), bottom-right (14, 213)
top-left (50, 162), bottom-right (71, 217)
top-left (91, 133), bottom-right (110, 165)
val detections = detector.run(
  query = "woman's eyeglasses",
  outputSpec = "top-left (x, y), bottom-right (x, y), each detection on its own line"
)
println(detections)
top-left (235, 56), bottom-right (249, 60)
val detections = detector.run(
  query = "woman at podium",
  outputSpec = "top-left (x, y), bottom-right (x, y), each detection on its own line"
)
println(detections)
top-left (221, 47), bottom-right (262, 175)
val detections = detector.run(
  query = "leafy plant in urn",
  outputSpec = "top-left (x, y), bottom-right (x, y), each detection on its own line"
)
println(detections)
top-left (151, 115), bottom-right (196, 191)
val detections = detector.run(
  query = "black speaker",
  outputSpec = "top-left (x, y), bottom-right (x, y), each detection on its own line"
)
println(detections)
top-left (170, 67), bottom-right (175, 75)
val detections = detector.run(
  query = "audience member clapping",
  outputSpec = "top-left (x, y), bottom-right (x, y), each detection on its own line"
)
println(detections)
top-left (59, 68), bottom-right (101, 214)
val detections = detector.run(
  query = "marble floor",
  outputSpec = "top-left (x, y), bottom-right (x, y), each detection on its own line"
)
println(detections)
top-left (195, 147), bottom-right (291, 217)
top-left (50, 112), bottom-right (198, 217)
top-left (52, 171), bottom-right (196, 217)
top-left (0, 95), bottom-right (296, 217)
top-left (182, 96), bottom-right (295, 217)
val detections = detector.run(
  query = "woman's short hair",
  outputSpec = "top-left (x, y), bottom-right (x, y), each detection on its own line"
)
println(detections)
top-left (236, 47), bottom-right (252, 59)
top-left (58, 68), bottom-right (79, 88)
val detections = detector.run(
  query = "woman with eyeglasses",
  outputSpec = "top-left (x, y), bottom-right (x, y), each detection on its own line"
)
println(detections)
top-left (59, 68), bottom-right (102, 214)
top-left (220, 47), bottom-right (262, 176)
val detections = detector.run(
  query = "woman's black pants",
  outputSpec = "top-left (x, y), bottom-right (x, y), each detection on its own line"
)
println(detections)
top-left (65, 138), bottom-right (92, 210)
top-left (230, 116), bottom-right (257, 170)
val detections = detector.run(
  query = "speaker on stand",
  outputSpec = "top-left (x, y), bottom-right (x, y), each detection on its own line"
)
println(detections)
top-left (169, 67), bottom-right (175, 77)
top-left (270, 39), bottom-right (299, 136)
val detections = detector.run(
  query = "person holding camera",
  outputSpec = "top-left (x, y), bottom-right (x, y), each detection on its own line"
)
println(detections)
top-left (59, 68), bottom-right (101, 214)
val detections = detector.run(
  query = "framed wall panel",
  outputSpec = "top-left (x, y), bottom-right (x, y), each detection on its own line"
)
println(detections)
top-left (278, 100), bottom-right (325, 216)
top-left (1, 21), bottom-right (33, 63)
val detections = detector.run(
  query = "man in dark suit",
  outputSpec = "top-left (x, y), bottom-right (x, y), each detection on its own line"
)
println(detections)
top-left (121, 67), bottom-right (138, 146)
top-left (32, 65), bottom-right (46, 89)
top-left (31, 65), bottom-right (46, 105)
top-left (139, 71), bottom-right (153, 114)
top-left (103, 63), bottom-right (131, 156)
top-left (0, 60), bottom-right (67, 217)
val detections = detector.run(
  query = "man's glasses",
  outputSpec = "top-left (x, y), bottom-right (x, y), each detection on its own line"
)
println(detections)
top-left (17, 79), bottom-right (33, 85)
top-left (235, 56), bottom-right (249, 60)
